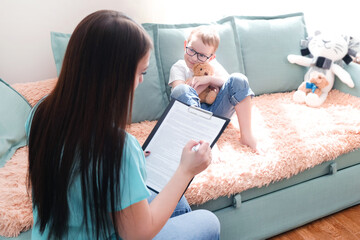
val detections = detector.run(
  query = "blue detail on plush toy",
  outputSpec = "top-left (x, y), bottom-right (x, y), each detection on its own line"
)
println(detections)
top-left (306, 82), bottom-right (318, 93)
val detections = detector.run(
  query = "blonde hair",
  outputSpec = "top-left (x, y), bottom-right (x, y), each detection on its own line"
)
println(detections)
top-left (187, 25), bottom-right (220, 52)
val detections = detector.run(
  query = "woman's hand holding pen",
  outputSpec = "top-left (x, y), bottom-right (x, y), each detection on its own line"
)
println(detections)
top-left (143, 140), bottom-right (212, 177)
top-left (178, 140), bottom-right (212, 177)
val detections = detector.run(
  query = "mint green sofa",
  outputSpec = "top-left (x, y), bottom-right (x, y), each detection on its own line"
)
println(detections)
top-left (134, 12), bottom-right (360, 240)
top-left (1, 12), bottom-right (360, 240)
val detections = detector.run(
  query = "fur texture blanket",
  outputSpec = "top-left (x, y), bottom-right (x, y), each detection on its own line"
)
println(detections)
top-left (1, 78), bottom-right (359, 237)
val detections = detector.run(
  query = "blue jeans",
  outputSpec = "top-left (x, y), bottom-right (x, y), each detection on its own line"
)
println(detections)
top-left (170, 73), bottom-right (254, 119)
top-left (148, 192), bottom-right (220, 240)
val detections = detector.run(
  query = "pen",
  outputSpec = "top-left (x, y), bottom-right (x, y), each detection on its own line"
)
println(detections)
top-left (192, 143), bottom-right (201, 152)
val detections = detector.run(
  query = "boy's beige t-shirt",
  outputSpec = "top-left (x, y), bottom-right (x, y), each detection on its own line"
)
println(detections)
top-left (168, 59), bottom-right (229, 87)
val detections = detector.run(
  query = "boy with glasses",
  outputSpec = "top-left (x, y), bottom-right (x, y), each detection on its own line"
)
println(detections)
top-left (169, 25), bottom-right (260, 152)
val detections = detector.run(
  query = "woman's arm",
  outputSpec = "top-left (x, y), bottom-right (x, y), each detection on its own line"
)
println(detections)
top-left (113, 140), bottom-right (212, 239)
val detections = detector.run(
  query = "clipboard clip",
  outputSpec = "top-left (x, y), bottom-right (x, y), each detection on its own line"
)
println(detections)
top-left (188, 106), bottom-right (213, 119)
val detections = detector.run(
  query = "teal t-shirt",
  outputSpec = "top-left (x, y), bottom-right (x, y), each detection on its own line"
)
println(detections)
top-left (26, 102), bottom-right (151, 239)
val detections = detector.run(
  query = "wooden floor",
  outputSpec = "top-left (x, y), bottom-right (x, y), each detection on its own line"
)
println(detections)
top-left (269, 204), bottom-right (360, 240)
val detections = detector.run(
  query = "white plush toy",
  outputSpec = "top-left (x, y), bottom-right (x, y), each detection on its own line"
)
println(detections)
top-left (288, 32), bottom-right (358, 107)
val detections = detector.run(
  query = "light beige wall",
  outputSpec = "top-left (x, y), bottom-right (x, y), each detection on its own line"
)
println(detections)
top-left (0, 0), bottom-right (358, 84)
top-left (0, 0), bottom-right (157, 84)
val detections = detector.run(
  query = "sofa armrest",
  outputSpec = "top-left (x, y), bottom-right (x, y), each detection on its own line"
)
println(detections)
top-left (333, 63), bottom-right (360, 97)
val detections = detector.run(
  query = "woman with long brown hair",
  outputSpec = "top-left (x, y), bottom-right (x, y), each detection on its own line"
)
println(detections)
top-left (26, 10), bottom-right (220, 239)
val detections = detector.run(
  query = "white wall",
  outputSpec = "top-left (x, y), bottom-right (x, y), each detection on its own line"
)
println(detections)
top-left (0, 0), bottom-right (359, 84)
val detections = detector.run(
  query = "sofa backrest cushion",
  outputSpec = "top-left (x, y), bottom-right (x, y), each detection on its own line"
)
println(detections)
top-left (0, 79), bottom-right (31, 167)
top-left (50, 13), bottom-right (307, 122)
top-left (50, 31), bottom-right (169, 123)
top-left (51, 32), bottom-right (71, 77)
top-left (132, 29), bottom-right (170, 122)
top-left (234, 13), bottom-right (307, 95)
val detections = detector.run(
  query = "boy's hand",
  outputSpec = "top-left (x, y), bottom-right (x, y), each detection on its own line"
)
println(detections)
top-left (186, 76), bottom-right (210, 89)
top-left (186, 76), bottom-right (211, 94)
top-left (185, 77), bottom-right (195, 86)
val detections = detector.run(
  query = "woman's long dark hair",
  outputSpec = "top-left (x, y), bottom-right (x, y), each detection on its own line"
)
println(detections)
top-left (28, 10), bottom-right (152, 239)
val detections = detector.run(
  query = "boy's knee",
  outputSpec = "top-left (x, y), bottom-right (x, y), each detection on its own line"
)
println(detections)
top-left (229, 73), bottom-right (250, 90)
top-left (170, 84), bottom-right (194, 99)
top-left (170, 84), bottom-right (201, 107)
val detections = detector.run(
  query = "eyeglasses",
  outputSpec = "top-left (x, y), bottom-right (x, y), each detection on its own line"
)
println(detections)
top-left (185, 47), bottom-right (212, 62)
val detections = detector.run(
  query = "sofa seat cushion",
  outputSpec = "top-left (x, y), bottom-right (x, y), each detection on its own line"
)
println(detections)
top-left (0, 147), bottom-right (31, 237)
top-left (11, 78), bottom-right (57, 107)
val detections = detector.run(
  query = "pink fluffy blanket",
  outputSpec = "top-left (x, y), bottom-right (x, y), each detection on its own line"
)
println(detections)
top-left (1, 78), bottom-right (360, 237)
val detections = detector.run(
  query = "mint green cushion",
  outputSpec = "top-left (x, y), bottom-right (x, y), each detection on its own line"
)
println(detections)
top-left (50, 32), bottom-right (71, 76)
top-left (0, 79), bottom-right (31, 167)
top-left (50, 31), bottom-right (169, 123)
top-left (132, 27), bottom-right (169, 122)
top-left (334, 63), bottom-right (360, 97)
top-left (234, 13), bottom-right (307, 95)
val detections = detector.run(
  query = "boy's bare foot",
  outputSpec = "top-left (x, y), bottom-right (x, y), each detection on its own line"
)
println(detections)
top-left (240, 135), bottom-right (266, 154)
top-left (240, 136), bottom-right (257, 150)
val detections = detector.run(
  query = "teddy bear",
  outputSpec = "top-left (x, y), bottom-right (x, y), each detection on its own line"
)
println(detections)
top-left (288, 31), bottom-right (357, 107)
top-left (297, 72), bottom-right (329, 97)
top-left (190, 62), bottom-right (218, 105)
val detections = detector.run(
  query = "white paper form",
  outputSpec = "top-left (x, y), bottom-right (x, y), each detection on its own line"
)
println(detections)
top-left (143, 100), bottom-right (229, 193)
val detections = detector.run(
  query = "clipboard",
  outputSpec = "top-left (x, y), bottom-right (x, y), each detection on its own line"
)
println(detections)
top-left (143, 99), bottom-right (230, 193)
